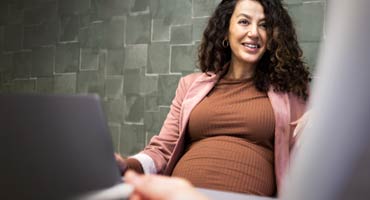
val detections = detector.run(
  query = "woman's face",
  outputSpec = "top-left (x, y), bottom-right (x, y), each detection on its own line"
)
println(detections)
top-left (227, 0), bottom-right (268, 67)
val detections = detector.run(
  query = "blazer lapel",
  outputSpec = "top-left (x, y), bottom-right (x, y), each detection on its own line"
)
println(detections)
top-left (179, 73), bottom-right (219, 136)
top-left (163, 73), bottom-right (219, 175)
top-left (268, 88), bottom-right (291, 136)
top-left (267, 88), bottom-right (291, 190)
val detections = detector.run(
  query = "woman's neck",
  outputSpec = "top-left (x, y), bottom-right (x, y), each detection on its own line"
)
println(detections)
top-left (226, 60), bottom-right (256, 80)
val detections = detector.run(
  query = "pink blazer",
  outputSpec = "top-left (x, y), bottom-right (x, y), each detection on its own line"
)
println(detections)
top-left (132, 72), bottom-right (307, 194)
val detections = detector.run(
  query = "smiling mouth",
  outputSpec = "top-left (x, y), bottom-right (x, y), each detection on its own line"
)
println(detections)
top-left (242, 43), bottom-right (260, 49)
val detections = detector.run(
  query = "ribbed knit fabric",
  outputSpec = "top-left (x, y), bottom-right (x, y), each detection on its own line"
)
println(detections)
top-left (171, 77), bottom-right (276, 196)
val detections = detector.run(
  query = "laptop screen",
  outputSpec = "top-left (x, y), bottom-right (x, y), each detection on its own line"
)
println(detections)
top-left (0, 94), bottom-right (122, 200)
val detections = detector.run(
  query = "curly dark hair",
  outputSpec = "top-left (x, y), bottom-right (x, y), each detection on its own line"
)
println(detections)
top-left (198, 0), bottom-right (311, 100)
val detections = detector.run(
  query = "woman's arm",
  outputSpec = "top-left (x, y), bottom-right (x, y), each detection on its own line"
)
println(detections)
top-left (127, 74), bottom-right (199, 174)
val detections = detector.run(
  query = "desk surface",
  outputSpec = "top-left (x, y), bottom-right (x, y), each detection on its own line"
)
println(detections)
top-left (198, 188), bottom-right (276, 200)
top-left (77, 183), bottom-right (277, 200)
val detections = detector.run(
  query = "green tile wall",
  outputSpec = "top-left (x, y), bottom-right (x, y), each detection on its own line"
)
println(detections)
top-left (13, 51), bottom-right (32, 79)
top-left (0, 0), bottom-right (326, 156)
top-left (171, 25), bottom-right (193, 44)
top-left (0, 27), bottom-right (4, 52)
top-left (55, 42), bottom-right (80, 73)
top-left (31, 47), bottom-right (55, 77)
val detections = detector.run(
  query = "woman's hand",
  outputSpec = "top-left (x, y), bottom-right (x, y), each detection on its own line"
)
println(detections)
top-left (115, 153), bottom-right (128, 175)
top-left (124, 170), bottom-right (208, 200)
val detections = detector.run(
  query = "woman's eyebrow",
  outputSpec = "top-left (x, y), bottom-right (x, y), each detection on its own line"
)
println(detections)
top-left (237, 13), bottom-right (252, 19)
top-left (237, 13), bottom-right (266, 21)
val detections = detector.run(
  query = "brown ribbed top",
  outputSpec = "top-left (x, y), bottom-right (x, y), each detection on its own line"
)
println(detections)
top-left (172, 77), bottom-right (276, 196)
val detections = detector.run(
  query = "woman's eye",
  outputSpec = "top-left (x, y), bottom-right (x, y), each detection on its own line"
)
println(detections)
top-left (260, 23), bottom-right (267, 28)
top-left (238, 19), bottom-right (249, 25)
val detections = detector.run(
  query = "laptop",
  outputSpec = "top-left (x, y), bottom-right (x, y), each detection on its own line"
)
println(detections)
top-left (0, 94), bottom-right (132, 200)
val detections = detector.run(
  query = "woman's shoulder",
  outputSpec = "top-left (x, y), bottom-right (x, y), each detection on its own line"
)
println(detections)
top-left (177, 72), bottom-right (218, 93)
top-left (181, 71), bottom-right (217, 84)
top-left (182, 72), bottom-right (203, 80)
top-left (178, 72), bottom-right (204, 91)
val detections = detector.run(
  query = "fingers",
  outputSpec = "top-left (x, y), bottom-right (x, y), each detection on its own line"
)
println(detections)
top-left (125, 171), bottom-right (168, 199)
top-left (124, 171), bottom-right (208, 200)
top-left (114, 153), bottom-right (124, 161)
top-left (114, 153), bottom-right (128, 174)
top-left (129, 193), bottom-right (144, 200)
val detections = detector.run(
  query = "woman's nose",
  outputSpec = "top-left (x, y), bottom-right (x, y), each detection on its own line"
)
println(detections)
top-left (247, 25), bottom-right (259, 38)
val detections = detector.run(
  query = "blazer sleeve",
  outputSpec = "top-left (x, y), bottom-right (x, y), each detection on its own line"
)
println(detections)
top-left (131, 75), bottom-right (191, 174)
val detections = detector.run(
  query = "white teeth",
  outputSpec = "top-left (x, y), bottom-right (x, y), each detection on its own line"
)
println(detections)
top-left (245, 44), bottom-right (258, 49)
